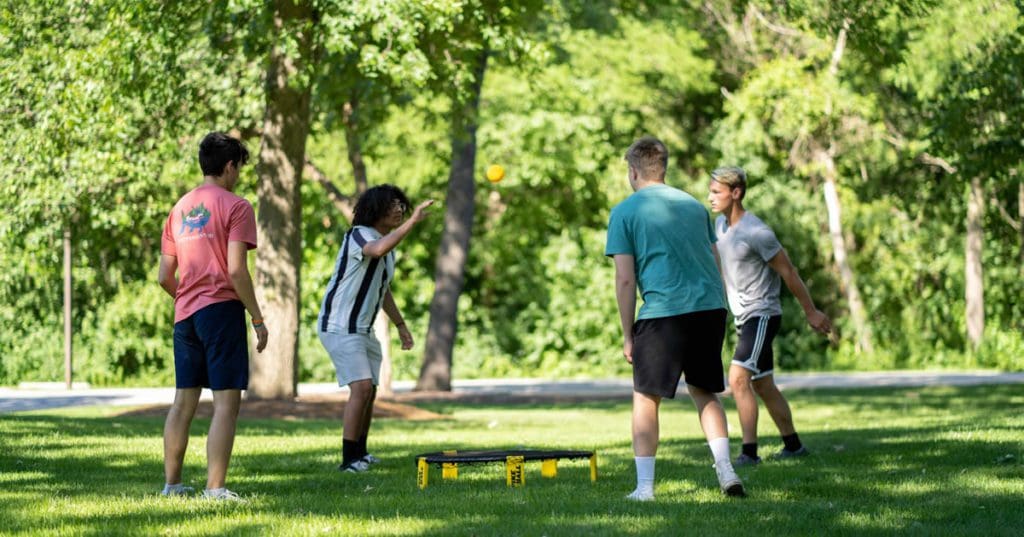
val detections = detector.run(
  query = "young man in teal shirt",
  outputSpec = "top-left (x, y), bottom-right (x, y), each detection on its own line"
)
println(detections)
top-left (606, 136), bottom-right (745, 501)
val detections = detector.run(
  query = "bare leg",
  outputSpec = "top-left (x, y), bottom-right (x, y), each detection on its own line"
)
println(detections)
top-left (686, 384), bottom-right (730, 440)
top-left (359, 385), bottom-right (377, 440)
top-left (729, 365), bottom-right (759, 444)
top-left (752, 376), bottom-right (796, 436)
top-left (632, 391), bottom-right (661, 457)
top-left (344, 379), bottom-right (374, 442)
top-left (206, 389), bottom-right (241, 490)
top-left (164, 388), bottom-right (201, 485)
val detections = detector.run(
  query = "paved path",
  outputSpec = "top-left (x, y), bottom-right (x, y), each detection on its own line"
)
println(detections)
top-left (2, 370), bottom-right (1022, 414)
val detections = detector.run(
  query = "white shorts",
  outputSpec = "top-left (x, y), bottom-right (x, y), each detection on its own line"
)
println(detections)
top-left (318, 331), bottom-right (382, 386)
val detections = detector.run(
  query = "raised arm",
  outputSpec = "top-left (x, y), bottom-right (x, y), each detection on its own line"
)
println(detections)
top-left (767, 248), bottom-right (831, 335)
top-left (362, 200), bottom-right (435, 258)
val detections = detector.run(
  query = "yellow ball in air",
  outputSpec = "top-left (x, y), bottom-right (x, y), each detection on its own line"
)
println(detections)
top-left (485, 164), bottom-right (505, 183)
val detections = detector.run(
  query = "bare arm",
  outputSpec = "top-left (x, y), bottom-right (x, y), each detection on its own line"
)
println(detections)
top-left (228, 241), bottom-right (268, 352)
top-left (382, 290), bottom-right (413, 350)
top-left (158, 255), bottom-right (178, 298)
top-left (362, 200), bottom-right (435, 258)
top-left (613, 254), bottom-right (638, 363)
top-left (767, 248), bottom-right (832, 334)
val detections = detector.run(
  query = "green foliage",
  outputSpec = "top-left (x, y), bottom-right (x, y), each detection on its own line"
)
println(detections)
top-left (2, 1), bottom-right (1022, 386)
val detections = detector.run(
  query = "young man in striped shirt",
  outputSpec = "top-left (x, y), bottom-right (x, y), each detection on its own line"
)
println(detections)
top-left (318, 185), bottom-right (433, 472)
top-left (707, 167), bottom-right (832, 466)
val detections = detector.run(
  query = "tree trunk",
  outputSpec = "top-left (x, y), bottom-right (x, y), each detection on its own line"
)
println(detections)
top-left (416, 50), bottom-right (488, 391)
top-left (248, 0), bottom-right (316, 400)
top-left (343, 92), bottom-right (392, 394)
top-left (63, 227), bottom-right (72, 390)
top-left (343, 95), bottom-right (369, 195)
top-left (818, 150), bottom-right (873, 354)
top-left (1018, 180), bottom-right (1023, 270)
top-left (965, 176), bottom-right (985, 349)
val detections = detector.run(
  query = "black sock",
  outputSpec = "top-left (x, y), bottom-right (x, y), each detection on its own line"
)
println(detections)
top-left (358, 434), bottom-right (368, 458)
top-left (742, 443), bottom-right (759, 459)
top-left (782, 433), bottom-right (802, 452)
top-left (342, 439), bottom-right (360, 465)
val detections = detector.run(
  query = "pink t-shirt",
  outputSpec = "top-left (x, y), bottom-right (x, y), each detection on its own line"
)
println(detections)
top-left (161, 184), bottom-right (258, 323)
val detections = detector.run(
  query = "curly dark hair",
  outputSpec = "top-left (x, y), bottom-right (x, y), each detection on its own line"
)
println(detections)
top-left (352, 185), bottom-right (412, 227)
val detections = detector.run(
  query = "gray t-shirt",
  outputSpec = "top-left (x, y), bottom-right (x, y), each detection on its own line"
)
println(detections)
top-left (715, 212), bottom-right (783, 325)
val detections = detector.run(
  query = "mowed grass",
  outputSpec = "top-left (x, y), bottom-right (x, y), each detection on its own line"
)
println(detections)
top-left (1, 385), bottom-right (1022, 536)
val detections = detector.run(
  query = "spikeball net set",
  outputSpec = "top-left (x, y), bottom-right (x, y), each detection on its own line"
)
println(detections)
top-left (414, 449), bottom-right (597, 488)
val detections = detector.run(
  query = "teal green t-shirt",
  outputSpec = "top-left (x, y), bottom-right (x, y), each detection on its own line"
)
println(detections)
top-left (605, 183), bottom-right (725, 320)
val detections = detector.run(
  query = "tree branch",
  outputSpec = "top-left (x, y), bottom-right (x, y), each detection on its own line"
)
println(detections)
top-left (304, 158), bottom-right (354, 223)
top-left (991, 194), bottom-right (1022, 231)
top-left (751, 4), bottom-right (802, 37)
top-left (828, 19), bottom-right (850, 77)
top-left (917, 153), bottom-right (957, 174)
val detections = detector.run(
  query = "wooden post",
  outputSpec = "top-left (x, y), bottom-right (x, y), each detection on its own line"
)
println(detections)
top-left (63, 227), bottom-right (72, 390)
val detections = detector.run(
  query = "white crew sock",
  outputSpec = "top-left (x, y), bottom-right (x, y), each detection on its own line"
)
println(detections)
top-left (708, 437), bottom-right (732, 465)
top-left (634, 456), bottom-right (655, 493)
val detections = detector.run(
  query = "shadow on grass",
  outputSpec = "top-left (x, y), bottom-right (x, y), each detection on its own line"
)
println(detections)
top-left (1, 385), bottom-right (1022, 535)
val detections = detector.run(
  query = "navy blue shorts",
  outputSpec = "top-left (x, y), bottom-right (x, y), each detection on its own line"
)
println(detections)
top-left (173, 300), bottom-right (249, 390)
top-left (632, 308), bottom-right (727, 398)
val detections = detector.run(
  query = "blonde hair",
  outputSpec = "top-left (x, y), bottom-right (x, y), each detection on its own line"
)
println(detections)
top-left (710, 166), bottom-right (747, 200)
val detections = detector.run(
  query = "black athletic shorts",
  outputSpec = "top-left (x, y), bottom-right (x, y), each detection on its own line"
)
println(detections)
top-left (731, 315), bottom-right (782, 380)
top-left (631, 308), bottom-right (727, 398)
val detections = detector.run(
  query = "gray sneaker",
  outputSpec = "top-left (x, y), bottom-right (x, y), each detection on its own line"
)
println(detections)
top-left (713, 461), bottom-right (746, 497)
top-left (339, 459), bottom-right (371, 473)
top-left (734, 453), bottom-right (762, 466)
top-left (160, 484), bottom-right (194, 497)
top-left (201, 488), bottom-right (245, 502)
top-left (771, 446), bottom-right (809, 460)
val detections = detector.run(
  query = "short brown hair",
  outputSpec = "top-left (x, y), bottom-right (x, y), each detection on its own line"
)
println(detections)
top-left (710, 166), bottom-right (747, 200)
top-left (624, 136), bottom-right (668, 180)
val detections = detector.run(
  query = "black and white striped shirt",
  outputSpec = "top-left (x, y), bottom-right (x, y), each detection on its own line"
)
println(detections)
top-left (318, 226), bottom-right (395, 334)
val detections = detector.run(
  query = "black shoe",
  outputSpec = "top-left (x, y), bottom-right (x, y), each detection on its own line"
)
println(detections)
top-left (771, 446), bottom-right (809, 460)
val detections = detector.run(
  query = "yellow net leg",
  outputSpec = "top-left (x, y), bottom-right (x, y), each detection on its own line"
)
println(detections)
top-left (541, 459), bottom-right (558, 478)
top-left (506, 455), bottom-right (525, 487)
top-left (442, 462), bottom-right (459, 480)
top-left (590, 453), bottom-right (598, 482)
top-left (417, 457), bottom-right (429, 489)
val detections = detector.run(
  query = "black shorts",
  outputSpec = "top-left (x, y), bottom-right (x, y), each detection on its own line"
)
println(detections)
top-left (731, 315), bottom-right (782, 380)
top-left (631, 308), bottom-right (727, 398)
top-left (173, 300), bottom-right (249, 390)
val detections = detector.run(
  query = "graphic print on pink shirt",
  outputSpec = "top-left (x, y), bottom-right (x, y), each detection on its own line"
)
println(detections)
top-left (161, 184), bottom-right (257, 323)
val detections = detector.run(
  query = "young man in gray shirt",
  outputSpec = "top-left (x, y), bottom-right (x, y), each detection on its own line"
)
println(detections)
top-left (708, 167), bottom-right (832, 465)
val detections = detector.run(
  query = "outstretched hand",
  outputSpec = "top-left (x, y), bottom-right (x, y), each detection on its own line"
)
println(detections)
top-left (409, 199), bottom-right (435, 224)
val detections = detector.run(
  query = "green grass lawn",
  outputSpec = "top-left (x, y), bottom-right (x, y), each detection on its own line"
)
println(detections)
top-left (1, 385), bottom-right (1022, 536)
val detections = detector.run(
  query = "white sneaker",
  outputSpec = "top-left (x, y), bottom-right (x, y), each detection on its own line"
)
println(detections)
top-left (161, 484), bottom-right (194, 497)
top-left (625, 488), bottom-right (655, 502)
top-left (339, 459), bottom-right (371, 473)
top-left (714, 461), bottom-right (746, 497)
top-left (202, 488), bottom-right (245, 502)
top-left (362, 453), bottom-right (381, 465)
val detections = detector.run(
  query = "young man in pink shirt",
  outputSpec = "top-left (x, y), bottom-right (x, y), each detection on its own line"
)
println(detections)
top-left (158, 132), bottom-right (269, 501)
